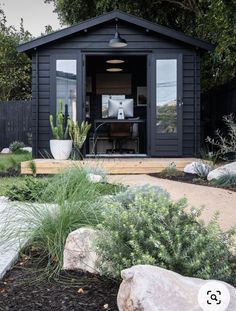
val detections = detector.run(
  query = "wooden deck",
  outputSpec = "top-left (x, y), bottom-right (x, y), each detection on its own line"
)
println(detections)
top-left (21, 158), bottom-right (196, 175)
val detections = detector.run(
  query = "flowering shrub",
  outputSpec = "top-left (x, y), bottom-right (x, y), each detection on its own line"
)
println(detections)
top-left (96, 186), bottom-right (236, 284)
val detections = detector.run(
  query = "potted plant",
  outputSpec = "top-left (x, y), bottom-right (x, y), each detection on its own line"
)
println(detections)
top-left (49, 100), bottom-right (72, 160)
top-left (68, 120), bottom-right (91, 159)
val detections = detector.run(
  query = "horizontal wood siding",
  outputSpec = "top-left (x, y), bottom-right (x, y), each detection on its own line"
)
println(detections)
top-left (31, 20), bottom-right (201, 157)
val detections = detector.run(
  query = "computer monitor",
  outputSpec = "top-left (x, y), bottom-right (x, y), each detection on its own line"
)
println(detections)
top-left (108, 98), bottom-right (134, 119)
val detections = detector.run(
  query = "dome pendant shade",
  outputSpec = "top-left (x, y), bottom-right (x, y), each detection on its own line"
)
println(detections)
top-left (109, 25), bottom-right (127, 48)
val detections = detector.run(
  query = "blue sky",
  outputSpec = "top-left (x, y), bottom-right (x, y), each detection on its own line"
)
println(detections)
top-left (0, 0), bottom-right (61, 36)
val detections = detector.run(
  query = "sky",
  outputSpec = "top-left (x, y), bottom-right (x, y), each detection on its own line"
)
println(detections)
top-left (0, 0), bottom-right (61, 36)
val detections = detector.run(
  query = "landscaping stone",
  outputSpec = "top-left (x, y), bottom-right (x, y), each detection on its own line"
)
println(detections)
top-left (207, 161), bottom-right (236, 181)
top-left (117, 265), bottom-right (236, 311)
top-left (87, 173), bottom-right (103, 183)
top-left (63, 227), bottom-right (100, 274)
top-left (184, 161), bottom-right (210, 175)
top-left (1, 148), bottom-right (11, 154)
top-left (20, 147), bottom-right (32, 153)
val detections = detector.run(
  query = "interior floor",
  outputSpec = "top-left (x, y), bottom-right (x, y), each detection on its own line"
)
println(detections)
top-left (85, 55), bottom-right (147, 156)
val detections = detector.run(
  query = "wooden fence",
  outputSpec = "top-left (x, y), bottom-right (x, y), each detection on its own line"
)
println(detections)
top-left (0, 101), bottom-right (32, 150)
top-left (201, 78), bottom-right (236, 139)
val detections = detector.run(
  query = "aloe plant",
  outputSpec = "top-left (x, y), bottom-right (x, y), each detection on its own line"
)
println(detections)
top-left (69, 120), bottom-right (91, 149)
top-left (49, 99), bottom-right (69, 140)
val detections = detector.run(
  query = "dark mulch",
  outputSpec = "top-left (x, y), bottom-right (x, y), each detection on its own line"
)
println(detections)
top-left (0, 168), bottom-right (20, 177)
top-left (149, 172), bottom-right (236, 192)
top-left (0, 258), bottom-right (119, 311)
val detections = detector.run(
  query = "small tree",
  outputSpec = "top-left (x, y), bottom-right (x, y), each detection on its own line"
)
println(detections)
top-left (206, 114), bottom-right (236, 159)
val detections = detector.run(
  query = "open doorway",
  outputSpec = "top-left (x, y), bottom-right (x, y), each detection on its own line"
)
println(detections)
top-left (84, 55), bottom-right (148, 157)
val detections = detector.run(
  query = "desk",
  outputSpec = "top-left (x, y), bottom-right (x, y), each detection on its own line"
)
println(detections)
top-left (92, 118), bottom-right (146, 154)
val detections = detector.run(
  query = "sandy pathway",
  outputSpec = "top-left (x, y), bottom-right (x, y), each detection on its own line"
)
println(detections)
top-left (108, 174), bottom-right (236, 232)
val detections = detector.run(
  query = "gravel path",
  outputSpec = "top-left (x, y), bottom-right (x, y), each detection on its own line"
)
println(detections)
top-left (109, 175), bottom-right (236, 232)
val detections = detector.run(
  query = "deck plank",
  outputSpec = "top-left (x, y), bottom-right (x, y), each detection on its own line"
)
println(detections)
top-left (21, 158), bottom-right (195, 175)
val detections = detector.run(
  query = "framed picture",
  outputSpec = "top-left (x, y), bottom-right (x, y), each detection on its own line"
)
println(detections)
top-left (137, 86), bottom-right (147, 106)
top-left (85, 95), bottom-right (90, 118)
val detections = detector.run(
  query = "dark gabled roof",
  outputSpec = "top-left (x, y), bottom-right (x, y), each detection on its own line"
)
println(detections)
top-left (17, 10), bottom-right (214, 53)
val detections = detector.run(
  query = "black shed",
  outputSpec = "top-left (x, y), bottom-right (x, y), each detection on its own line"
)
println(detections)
top-left (18, 10), bottom-right (213, 158)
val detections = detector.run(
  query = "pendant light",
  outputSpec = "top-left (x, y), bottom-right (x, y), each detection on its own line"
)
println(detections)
top-left (109, 24), bottom-right (127, 48)
top-left (106, 68), bottom-right (123, 72)
top-left (106, 59), bottom-right (125, 64)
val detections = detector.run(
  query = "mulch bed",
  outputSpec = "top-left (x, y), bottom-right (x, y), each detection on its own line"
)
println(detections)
top-left (0, 258), bottom-right (119, 311)
top-left (0, 168), bottom-right (20, 177)
top-left (149, 172), bottom-right (236, 192)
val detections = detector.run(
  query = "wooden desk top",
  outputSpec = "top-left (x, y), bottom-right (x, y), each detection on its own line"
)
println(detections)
top-left (94, 118), bottom-right (146, 124)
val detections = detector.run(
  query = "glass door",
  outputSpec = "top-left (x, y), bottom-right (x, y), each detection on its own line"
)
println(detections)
top-left (150, 54), bottom-right (183, 156)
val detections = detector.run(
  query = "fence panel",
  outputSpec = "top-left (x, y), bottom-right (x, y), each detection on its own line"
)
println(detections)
top-left (0, 101), bottom-right (32, 150)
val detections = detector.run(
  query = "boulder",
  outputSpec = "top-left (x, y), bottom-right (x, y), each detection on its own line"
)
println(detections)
top-left (87, 173), bottom-right (103, 183)
top-left (117, 265), bottom-right (236, 311)
top-left (207, 161), bottom-right (236, 181)
top-left (20, 147), bottom-right (32, 153)
top-left (63, 227), bottom-right (100, 274)
top-left (1, 148), bottom-right (11, 154)
top-left (184, 161), bottom-right (210, 175)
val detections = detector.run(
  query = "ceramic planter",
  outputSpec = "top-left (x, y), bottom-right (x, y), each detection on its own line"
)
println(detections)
top-left (50, 140), bottom-right (72, 160)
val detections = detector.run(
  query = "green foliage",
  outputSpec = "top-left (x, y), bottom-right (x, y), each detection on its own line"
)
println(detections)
top-left (206, 114), bottom-right (236, 160)
top-left (9, 141), bottom-right (25, 153)
top-left (210, 173), bottom-right (236, 187)
top-left (49, 99), bottom-right (70, 140)
top-left (0, 153), bottom-right (32, 173)
top-left (192, 161), bottom-right (213, 180)
top-left (159, 162), bottom-right (184, 178)
top-left (0, 10), bottom-right (32, 100)
top-left (6, 177), bottom-right (49, 202)
top-left (0, 177), bottom-right (26, 196)
top-left (45, 0), bottom-right (236, 91)
top-left (96, 186), bottom-right (236, 284)
top-left (68, 120), bottom-right (91, 149)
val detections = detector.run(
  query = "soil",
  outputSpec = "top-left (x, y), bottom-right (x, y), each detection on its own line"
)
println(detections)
top-left (0, 168), bottom-right (20, 177)
top-left (149, 172), bottom-right (236, 192)
top-left (0, 257), bottom-right (119, 311)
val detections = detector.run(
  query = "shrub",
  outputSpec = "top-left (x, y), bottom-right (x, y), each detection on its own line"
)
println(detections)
top-left (96, 186), bottom-right (236, 284)
top-left (192, 161), bottom-right (214, 179)
top-left (9, 141), bottom-right (25, 153)
top-left (0, 153), bottom-right (32, 173)
top-left (159, 163), bottom-right (184, 178)
top-left (210, 173), bottom-right (236, 187)
top-left (206, 114), bottom-right (236, 160)
top-left (6, 177), bottom-right (49, 202)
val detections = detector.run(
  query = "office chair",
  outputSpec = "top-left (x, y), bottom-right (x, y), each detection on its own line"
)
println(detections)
top-left (106, 123), bottom-right (135, 154)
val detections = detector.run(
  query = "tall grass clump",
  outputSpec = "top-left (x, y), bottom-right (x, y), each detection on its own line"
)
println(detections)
top-left (0, 167), bottom-right (124, 277)
top-left (96, 186), bottom-right (236, 285)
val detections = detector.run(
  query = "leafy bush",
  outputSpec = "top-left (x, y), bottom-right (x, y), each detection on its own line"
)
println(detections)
top-left (206, 114), bottom-right (236, 160)
top-left (159, 162), bottom-right (184, 178)
top-left (210, 173), bottom-right (236, 187)
top-left (9, 141), bottom-right (25, 153)
top-left (0, 153), bottom-right (32, 173)
top-left (6, 177), bottom-right (49, 202)
top-left (96, 186), bottom-right (236, 284)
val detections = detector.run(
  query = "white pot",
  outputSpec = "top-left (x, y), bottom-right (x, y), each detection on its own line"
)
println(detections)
top-left (50, 140), bottom-right (72, 160)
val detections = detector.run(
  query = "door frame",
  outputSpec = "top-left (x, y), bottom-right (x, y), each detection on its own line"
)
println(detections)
top-left (149, 53), bottom-right (183, 157)
top-left (81, 51), bottom-right (152, 156)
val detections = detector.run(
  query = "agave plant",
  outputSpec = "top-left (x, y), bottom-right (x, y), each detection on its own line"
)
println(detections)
top-left (69, 120), bottom-right (91, 159)
top-left (49, 99), bottom-right (69, 140)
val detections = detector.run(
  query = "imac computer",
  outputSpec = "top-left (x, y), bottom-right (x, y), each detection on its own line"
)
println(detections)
top-left (108, 98), bottom-right (134, 119)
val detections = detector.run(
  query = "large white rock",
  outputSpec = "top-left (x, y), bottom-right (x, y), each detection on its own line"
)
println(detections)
top-left (1, 148), bottom-right (11, 154)
top-left (63, 227), bottom-right (100, 274)
top-left (207, 161), bottom-right (236, 181)
top-left (87, 173), bottom-right (103, 183)
top-left (117, 265), bottom-right (236, 311)
top-left (184, 161), bottom-right (210, 175)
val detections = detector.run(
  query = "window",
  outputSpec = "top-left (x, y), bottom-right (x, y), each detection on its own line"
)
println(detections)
top-left (156, 59), bottom-right (177, 133)
top-left (56, 60), bottom-right (77, 121)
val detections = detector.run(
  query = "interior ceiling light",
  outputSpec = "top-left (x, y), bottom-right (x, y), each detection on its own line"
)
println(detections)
top-left (109, 24), bottom-right (127, 48)
top-left (106, 59), bottom-right (125, 64)
top-left (106, 68), bottom-right (123, 72)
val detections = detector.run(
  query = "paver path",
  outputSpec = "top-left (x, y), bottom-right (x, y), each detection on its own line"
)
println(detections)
top-left (109, 175), bottom-right (236, 232)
